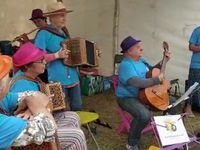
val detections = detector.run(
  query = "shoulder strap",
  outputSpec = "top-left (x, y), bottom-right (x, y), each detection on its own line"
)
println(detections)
top-left (0, 76), bottom-right (45, 116)
top-left (11, 75), bottom-right (46, 92)
top-left (39, 25), bottom-right (70, 39)
top-left (61, 26), bottom-right (71, 38)
top-left (0, 75), bottom-right (44, 102)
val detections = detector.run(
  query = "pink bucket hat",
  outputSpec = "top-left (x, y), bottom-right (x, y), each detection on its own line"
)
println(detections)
top-left (13, 42), bottom-right (46, 67)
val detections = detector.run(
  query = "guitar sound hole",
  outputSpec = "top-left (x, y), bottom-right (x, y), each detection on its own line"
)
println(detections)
top-left (152, 89), bottom-right (163, 100)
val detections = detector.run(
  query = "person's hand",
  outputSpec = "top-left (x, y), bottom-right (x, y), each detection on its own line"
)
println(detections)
top-left (57, 49), bottom-right (70, 59)
top-left (14, 99), bottom-right (27, 115)
top-left (158, 73), bottom-right (164, 82)
top-left (163, 50), bottom-right (171, 61)
top-left (16, 109), bottom-right (33, 120)
top-left (96, 49), bottom-right (102, 57)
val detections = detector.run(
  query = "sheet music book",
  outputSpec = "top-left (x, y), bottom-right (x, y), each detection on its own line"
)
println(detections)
top-left (168, 82), bottom-right (199, 109)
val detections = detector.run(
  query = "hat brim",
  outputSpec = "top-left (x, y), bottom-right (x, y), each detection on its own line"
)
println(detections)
top-left (0, 55), bottom-right (12, 80)
top-left (120, 40), bottom-right (141, 53)
top-left (44, 10), bottom-right (73, 17)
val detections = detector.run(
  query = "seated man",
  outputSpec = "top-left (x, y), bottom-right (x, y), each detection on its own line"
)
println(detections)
top-left (0, 55), bottom-right (56, 149)
top-left (115, 36), bottom-right (178, 150)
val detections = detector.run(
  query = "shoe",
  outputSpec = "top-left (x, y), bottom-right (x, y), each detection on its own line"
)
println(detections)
top-left (187, 113), bottom-right (195, 118)
top-left (126, 144), bottom-right (139, 150)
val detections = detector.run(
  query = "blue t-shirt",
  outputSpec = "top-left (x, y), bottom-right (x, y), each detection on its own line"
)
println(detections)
top-left (1, 71), bottom-right (39, 117)
top-left (0, 114), bottom-right (27, 149)
top-left (34, 25), bottom-right (79, 86)
top-left (0, 95), bottom-right (27, 149)
top-left (116, 57), bottom-right (149, 98)
top-left (0, 92), bottom-right (18, 114)
top-left (10, 71), bottom-right (40, 92)
top-left (189, 26), bottom-right (200, 69)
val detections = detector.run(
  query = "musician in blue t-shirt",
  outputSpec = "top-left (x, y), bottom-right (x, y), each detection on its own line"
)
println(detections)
top-left (115, 36), bottom-right (177, 150)
top-left (34, 2), bottom-right (101, 111)
top-left (0, 93), bottom-right (56, 149)
top-left (184, 26), bottom-right (200, 116)
top-left (34, 5), bottom-right (82, 111)
top-left (0, 55), bottom-right (56, 149)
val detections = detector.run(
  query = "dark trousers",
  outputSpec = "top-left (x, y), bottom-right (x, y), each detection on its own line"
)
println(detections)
top-left (185, 68), bottom-right (200, 109)
top-left (117, 96), bottom-right (178, 146)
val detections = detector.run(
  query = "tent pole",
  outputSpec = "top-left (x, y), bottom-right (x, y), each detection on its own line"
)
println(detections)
top-left (112, 0), bottom-right (120, 74)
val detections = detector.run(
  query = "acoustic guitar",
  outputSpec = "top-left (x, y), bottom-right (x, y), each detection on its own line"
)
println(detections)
top-left (139, 41), bottom-right (170, 111)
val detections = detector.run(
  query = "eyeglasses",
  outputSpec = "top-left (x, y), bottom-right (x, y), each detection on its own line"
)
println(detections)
top-left (33, 58), bottom-right (46, 64)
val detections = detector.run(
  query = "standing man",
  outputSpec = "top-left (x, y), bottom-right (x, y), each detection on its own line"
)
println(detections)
top-left (29, 8), bottom-right (47, 28)
top-left (15, 9), bottom-right (48, 44)
top-left (30, 8), bottom-right (49, 82)
top-left (34, 2), bottom-right (82, 111)
top-left (184, 26), bottom-right (200, 117)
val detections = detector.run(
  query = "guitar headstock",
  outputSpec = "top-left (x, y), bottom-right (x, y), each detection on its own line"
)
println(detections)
top-left (163, 41), bottom-right (169, 51)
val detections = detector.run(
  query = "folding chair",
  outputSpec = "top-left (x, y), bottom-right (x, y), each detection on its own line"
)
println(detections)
top-left (77, 111), bottom-right (101, 150)
top-left (112, 75), bottom-right (153, 135)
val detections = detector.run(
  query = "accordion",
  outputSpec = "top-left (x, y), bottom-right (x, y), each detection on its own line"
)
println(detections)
top-left (40, 82), bottom-right (68, 112)
top-left (62, 37), bottom-right (99, 67)
top-left (12, 142), bottom-right (58, 150)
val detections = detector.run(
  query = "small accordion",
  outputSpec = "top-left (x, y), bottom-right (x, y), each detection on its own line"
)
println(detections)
top-left (62, 37), bottom-right (99, 67)
top-left (41, 82), bottom-right (68, 112)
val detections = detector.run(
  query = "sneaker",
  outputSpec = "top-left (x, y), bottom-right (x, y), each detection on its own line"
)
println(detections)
top-left (126, 144), bottom-right (139, 150)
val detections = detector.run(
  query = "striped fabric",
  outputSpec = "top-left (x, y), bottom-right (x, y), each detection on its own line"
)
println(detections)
top-left (54, 111), bottom-right (87, 150)
top-left (12, 111), bottom-right (87, 150)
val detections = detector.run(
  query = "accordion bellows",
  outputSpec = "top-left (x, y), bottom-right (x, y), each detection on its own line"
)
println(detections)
top-left (62, 37), bottom-right (99, 67)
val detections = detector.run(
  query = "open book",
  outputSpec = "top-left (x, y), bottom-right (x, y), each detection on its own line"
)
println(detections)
top-left (168, 82), bottom-right (199, 109)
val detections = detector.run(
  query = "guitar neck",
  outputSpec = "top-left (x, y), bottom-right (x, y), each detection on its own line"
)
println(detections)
top-left (160, 57), bottom-right (168, 74)
top-left (160, 41), bottom-right (169, 75)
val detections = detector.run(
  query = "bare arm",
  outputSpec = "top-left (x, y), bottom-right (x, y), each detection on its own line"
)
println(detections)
top-left (15, 92), bottom-right (56, 127)
top-left (189, 43), bottom-right (200, 52)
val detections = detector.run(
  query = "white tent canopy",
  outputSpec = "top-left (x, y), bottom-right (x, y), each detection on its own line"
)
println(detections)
top-left (1, 0), bottom-right (200, 92)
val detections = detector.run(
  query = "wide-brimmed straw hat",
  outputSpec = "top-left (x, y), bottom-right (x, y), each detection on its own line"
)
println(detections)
top-left (44, 2), bottom-right (73, 17)
top-left (0, 55), bottom-right (12, 80)
top-left (13, 42), bottom-right (46, 67)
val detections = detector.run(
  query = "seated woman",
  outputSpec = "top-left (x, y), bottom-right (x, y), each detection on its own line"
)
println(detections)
top-left (9, 42), bottom-right (87, 150)
top-left (0, 55), bottom-right (56, 149)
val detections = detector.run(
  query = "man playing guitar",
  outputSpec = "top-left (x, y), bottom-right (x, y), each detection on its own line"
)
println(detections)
top-left (115, 36), bottom-right (178, 150)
